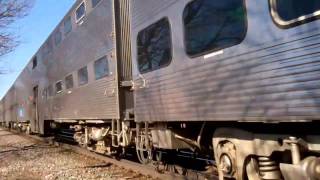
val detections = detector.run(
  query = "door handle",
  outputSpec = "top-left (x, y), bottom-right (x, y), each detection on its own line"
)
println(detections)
top-left (133, 74), bottom-right (147, 90)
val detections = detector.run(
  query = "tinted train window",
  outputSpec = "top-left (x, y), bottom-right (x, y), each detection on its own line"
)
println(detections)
top-left (64, 16), bottom-right (72, 35)
top-left (137, 18), bottom-right (172, 73)
top-left (92, 0), bottom-right (101, 7)
top-left (54, 31), bottom-right (62, 46)
top-left (94, 56), bottom-right (109, 80)
top-left (270, 0), bottom-right (320, 26)
top-left (65, 74), bottom-right (74, 89)
top-left (78, 66), bottom-right (88, 86)
top-left (183, 0), bottom-right (247, 56)
top-left (32, 56), bottom-right (37, 69)
top-left (55, 81), bottom-right (63, 94)
top-left (76, 2), bottom-right (86, 21)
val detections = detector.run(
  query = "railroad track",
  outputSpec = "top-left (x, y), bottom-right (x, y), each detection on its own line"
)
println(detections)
top-left (8, 129), bottom-right (218, 180)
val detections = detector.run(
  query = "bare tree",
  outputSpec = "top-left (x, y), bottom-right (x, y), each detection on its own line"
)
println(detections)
top-left (0, 0), bottom-right (33, 57)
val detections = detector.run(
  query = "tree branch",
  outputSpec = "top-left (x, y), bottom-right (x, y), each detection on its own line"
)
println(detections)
top-left (0, 0), bottom-right (33, 58)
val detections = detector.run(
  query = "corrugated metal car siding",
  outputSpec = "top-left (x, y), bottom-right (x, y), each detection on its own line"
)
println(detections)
top-left (0, 101), bottom-right (3, 123)
top-left (132, 0), bottom-right (320, 122)
top-left (135, 33), bottom-right (320, 121)
top-left (9, 89), bottom-right (17, 123)
top-left (131, 0), bottom-right (178, 28)
top-left (15, 69), bottom-right (34, 123)
top-left (116, 0), bottom-right (132, 81)
top-left (42, 0), bottom-right (120, 121)
top-left (52, 78), bottom-right (119, 119)
top-left (4, 91), bottom-right (12, 124)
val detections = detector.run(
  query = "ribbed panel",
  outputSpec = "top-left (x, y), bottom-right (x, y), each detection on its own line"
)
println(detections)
top-left (51, 78), bottom-right (119, 120)
top-left (131, 0), bottom-right (178, 28)
top-left (134, 32), bottom-right (320, 122)
top-left (116, 0), bottom-right (132, 81)
top-left (0, 101), bottom-right (3, 123)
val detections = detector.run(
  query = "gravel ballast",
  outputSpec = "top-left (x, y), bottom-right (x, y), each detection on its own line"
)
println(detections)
top-left (0, 128), bottom-right (154, 180)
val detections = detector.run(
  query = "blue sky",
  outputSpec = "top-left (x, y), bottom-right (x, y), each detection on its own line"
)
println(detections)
top-left (0, 0), bottom-right (75, 99)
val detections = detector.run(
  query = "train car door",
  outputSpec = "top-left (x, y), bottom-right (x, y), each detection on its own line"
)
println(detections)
top-left (33, 86), bottom-right (39, 133)
top-left (131, 15), bottom-right (174, 122)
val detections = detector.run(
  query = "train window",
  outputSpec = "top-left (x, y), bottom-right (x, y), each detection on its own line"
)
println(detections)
top-left (64, 16), bottom-right (72, 35)
top-left (270, 0), bottom-right (320, 28)
top-left (76, 2), bottom-right (86, 22)
top-left (65, 74), bottom-right (74, 89)
top-left (54, 31), bottom-right (62, 46)
top-left (94, 56), bottom-right (109, 80)
top-left (55, 81), bottom-right (63, 94)
top-left (32, 56), bottom-right (37, 69)
top-left (137, 18), bottom-right (172, 73)
top-left (92, 0), bottom-right (101, 8)
top-left (43, 40), bottom-right (52, 56)
top-left (183, 0), bottom-right (247, 57)
top-left (78, 66), bottom-right (88, 86)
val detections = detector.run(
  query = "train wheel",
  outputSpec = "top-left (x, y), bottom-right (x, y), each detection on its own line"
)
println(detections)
top-left (136, 134), bottom-right (152, 164)
top-left (154, 151), bottom-right (163, 172)
top-left (135, 122), bottom-right (153, 164)
top-left (215, 141), bottom-right (237, 179)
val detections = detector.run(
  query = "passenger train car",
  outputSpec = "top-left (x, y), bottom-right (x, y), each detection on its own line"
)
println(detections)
top-left (1, 0), bottom-right (320, 179)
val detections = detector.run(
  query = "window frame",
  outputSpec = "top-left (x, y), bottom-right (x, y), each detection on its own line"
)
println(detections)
top-left (269, 0), bottom-right (320, 29)
top-left (182, 0), bottom-right (248, 58)
top-left (91, 0), bottom-right (102, 8)
top-left (55, 80), bottom-right (63, 94)
top-left (32, 56), bottom-right (37, 69)
top-left (54, 30), bottom-right (62, 46)
top-left (94, 56), bottom-right (110, 80)
top-left (136, 17), bottom-right (173, 74)
top-left (64, 16), bottom-right (72, 35)
top-left (65, 74), bottom-right (74, 90)
top-left (78, 66), bottom-right (89, 86)
top-left (75, 1), bottom-right (86, 23)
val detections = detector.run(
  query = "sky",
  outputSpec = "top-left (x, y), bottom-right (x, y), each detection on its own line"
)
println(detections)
top-left (0, 0), bottom-right (75, 99)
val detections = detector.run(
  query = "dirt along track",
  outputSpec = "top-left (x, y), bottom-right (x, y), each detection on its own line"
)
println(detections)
top-left (0, 128), bottom-right (157, 180)
top-left (0, 128), bottom-right (218, 180)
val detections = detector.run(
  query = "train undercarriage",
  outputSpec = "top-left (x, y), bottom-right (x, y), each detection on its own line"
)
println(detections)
top-left (39, 120), bottom-right (320, 180)
top-left (2, 121), bottom-right (31, 134)
top-left (2, 118), bottom-right (320, 179)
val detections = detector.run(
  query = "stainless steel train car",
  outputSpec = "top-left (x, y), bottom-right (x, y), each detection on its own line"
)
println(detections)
top-left (1, 0), bottom-right (320, 179)
top-left (0, 100), bottom-right (4, 126)
top-left (3, 87), bottom-right (17, 128)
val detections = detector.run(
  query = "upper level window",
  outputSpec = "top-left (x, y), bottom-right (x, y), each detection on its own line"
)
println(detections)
top-left (137, 18), bottom-right (172, 73)
top-left (78, 66), bottom-right (88, 86)
top-left (94, 56), bottom-right (109, 80)
top-left (183, 0), bottom-right (247, 57)
top-left (42, 40), bottom-right (52, 56)
top-left (32, 56), bottom-right (37, 69)
top-left (92, 0), bottom-right (101, 8)
top-left (55, 81), bottom-right (63, 94)
top-left (54, 30), bottom-right (62, 46)
top-left (64, 16), bottom-right (72, 35)
top-left (270, 0), bottom-right (320, 28)
top-left (76, 2), bottom-right (86, 22)
top-left (65, 74), bottom-right (74, 89)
